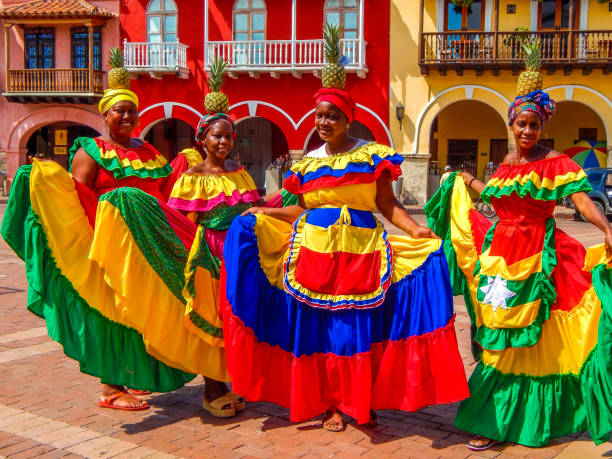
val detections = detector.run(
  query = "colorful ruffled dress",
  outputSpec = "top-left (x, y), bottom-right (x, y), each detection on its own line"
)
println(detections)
top-left (221, 141), bottom-right (470, 424)
top-left (425, 156), bottom-right (612, 446)
top-left (0, 137), bottom-right (200, 391)
top-left (167, 167), bottom-right (260, 348)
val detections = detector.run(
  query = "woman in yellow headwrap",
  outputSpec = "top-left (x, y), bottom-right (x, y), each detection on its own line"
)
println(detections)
top-left (1, 54), bottom-right (201, 411)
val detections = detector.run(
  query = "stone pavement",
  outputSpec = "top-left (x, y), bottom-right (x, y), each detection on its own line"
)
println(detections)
top-left (0, 205), bottom-right (611, 459)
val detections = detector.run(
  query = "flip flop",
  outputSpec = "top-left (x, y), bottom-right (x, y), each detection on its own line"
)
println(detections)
top-left (322, 409), bottom-right (345, 432)
top-left (127, 389), bottom-right (150, 396)
top-left (225, 390), bottom-right (246, 412)
top-left (466, 437), bottom-right (500, 451)
top-left (98, 390), bottom-right (149, 411)
top-left (203, 394), bottom-right (236, 418)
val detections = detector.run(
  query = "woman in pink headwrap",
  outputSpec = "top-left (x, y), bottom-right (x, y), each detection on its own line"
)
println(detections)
top-left (219, 87), bottom-right (470, 432)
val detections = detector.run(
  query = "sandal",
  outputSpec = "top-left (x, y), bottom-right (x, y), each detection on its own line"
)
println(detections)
top-left (361, 410), bottom-right (378, 427)
top-left (225, 390), bottom-right (246, 412)
top-left (98, 390), bottom-right (149, 411)
top-left (127, 389), bottom-right (150, 396)
top-left (466, 436), bottom-right (500, 451)
top-left (322, 409), bottom-right (345, 432)
top-left (203, 394), bottom-right (236, 418)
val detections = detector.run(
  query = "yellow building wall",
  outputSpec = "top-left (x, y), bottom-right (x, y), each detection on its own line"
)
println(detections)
top-left (587, 1), bottom-right (612, 30)
top-left (498, 0), bottom-right (532, 31)
top-left (543, 101), bottom-right (607, 153)
top-left (436, 100), bottom-right (508, 178)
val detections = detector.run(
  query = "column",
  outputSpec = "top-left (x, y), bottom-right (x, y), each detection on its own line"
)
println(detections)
top-left (88, 24), bottom-right (94, 92)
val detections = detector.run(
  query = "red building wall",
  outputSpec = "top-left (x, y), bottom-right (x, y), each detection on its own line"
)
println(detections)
top-left (122, 0), bottom-right (391, 152)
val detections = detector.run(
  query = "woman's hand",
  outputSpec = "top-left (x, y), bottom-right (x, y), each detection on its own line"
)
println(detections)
top-left (407, 225), bottom-right (440, 240)
top-left (459, 171), bottom-right (474, 183)
top-left (605, 229), bottom-right (612, 262)
top-left (241, 206), bottom-right (267, 217)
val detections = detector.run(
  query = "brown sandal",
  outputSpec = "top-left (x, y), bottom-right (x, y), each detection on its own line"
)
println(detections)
top-left (322, 409), bottom-right (345, 432)
top-left (98, 390), bottom-right (149, 411)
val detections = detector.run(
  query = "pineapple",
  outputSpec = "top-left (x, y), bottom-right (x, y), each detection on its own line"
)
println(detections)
top-left (108, 47), bottom-right (130, 90)
top-left (517, 39), bottom-right (543, 96)
top-left (322, 22), bottom-right (346, 89)
top-left (204, 57), bottom-right (229, 114)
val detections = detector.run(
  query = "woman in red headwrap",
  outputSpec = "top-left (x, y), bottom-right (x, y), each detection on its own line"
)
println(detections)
top-left (219, 86), bottom-right (470, 431)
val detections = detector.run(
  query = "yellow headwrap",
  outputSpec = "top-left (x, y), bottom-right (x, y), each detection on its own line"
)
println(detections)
top-left (98, 88), bottom-right (139, 115)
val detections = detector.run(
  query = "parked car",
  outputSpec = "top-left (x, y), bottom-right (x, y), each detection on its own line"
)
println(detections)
top-left (577, 167), bottom-right (612, 222)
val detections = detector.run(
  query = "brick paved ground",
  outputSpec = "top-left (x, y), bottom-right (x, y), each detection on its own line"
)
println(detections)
top-left (0, 204), bottom-right (611, 458)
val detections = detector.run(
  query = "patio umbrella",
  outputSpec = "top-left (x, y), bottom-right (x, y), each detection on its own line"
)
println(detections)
top-left (564, 140), bottom-right (608, 169)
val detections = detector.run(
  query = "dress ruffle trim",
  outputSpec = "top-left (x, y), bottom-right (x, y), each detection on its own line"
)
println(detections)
top-left (482, 155), bottom-right (591, 203)
top-left (69, 137), bottom-right (172, 180)
top-left (284, 143), bottom-right (403, 195)
top-left (168, 168), bottom-right (259, 212)
top-left (0, 166), bottom-right (194, 392)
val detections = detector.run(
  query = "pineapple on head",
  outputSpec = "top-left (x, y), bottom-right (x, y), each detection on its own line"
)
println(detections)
top-left (108, 47), bottom-right (130, 90)
top-left (204, 57), bottom-right (230, 114)
top-left (322, 22), bottom-right (346, 90)
top-left (517, 38), bottom-right (542, 96)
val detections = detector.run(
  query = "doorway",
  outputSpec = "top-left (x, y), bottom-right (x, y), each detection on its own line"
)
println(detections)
top-left (144, 118), bottom-right (195, 162)
top-left (232, 117), bottom-right (288, 191)
top-left (448, 139), bottom-right (478, 176)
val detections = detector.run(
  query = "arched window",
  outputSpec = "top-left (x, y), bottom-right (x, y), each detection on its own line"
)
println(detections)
top-left (233, 0), bottom-right (266, 41)
top-left (147, 0), bottom-right (177, 43)
top-left (324, 0), bottom-right (359, 38)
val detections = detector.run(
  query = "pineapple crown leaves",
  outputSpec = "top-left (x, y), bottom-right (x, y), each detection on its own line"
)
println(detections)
top-left (521, 38), bottom-right (542, 71)
top-left (108, 47), bottom-right (125, 69)
top-left (207, 57), bottom-right (228, 93)
top-left (323, 22), bottom-right (343, 65)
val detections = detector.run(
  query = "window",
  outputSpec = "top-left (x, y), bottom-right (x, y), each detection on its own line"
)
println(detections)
top-left (71, 28), bottom-right (102, 70)
top-left (444, 0), bottom-right (484, 31)
top-left (538, 0), bottom-right (580, 30)
top-left (233, 0), bottom-right (266, 41)
top-left (24, 28), bottom-right (54, 69)
top-left (324, 0), bottom-right (359, 39)
top-left (147, 0), bottom-right (177, 42)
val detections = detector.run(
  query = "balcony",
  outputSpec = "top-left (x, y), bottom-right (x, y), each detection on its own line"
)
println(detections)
top-left (205, 38), bottom-right (368, 79)
top-left (419, 30), bottom-right (612, 76)
top-left (3, 68), bottom-right (104, 103)
top-left (123, 40), bottom-right (189, 79)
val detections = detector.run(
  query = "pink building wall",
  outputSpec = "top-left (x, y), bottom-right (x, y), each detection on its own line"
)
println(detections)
top-left (0, 0), bottom-right (121, 185)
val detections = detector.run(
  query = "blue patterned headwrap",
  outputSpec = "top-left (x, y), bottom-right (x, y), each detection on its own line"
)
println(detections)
top-left (508, 90), bottom-right (556, 126)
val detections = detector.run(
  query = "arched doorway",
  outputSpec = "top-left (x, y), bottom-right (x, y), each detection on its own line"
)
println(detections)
top-left (305, 120), bottom-right (375, 153)
top-left (144, 118), bottom-right (195, 161)
top-left (231, 117), bottom-right (289, 191)
top-left (542, 101), bottom-right (608, 167)
top-left (25, 122), bottom-right (100, 170)
top-left (430, 100), bottom-right (508, 178)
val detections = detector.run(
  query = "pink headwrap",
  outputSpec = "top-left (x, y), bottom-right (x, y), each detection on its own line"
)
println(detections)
top-left (314, 88), bottom-right (356, 122)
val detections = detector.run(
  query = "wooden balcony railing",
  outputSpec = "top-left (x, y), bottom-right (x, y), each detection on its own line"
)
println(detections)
top-left (420, 30), bottom-right (612, 73)
top-left (6, 68), bottom-right (104, 93)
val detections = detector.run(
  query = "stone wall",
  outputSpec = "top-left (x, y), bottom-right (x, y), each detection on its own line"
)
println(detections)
top-left (397, 153), bottom-right (430, 205)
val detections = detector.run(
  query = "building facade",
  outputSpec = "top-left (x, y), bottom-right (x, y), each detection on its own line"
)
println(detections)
top-left (121, 0), bottom-right (391, 190)
top-left (390, 0), bottom-right (612, 204)
top-left (0, 0), bottom-right (120, 184)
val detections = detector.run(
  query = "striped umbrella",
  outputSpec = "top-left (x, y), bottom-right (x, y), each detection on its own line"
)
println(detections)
top-left (564, 140), bottom-right (608, 169)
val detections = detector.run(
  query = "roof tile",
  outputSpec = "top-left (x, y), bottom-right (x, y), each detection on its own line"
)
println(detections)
top-left (0, 0), bottom-right (116, 19)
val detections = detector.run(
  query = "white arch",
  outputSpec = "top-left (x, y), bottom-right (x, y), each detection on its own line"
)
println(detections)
top-left (139, 101), bottom-right (203, 119)
top-left (543, 84), bottom-right (611, 141)
top-left (413, 84), bottom-right (511, 154)
top-left (229, 100), bottom-right (394, 147)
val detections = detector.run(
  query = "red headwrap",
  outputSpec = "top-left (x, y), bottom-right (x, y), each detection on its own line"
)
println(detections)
top-left (314, 88), bottom-right (356, 122)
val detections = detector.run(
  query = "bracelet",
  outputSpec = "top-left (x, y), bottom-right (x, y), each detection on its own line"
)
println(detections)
top-left (468, 177), bottom-right (477, 188)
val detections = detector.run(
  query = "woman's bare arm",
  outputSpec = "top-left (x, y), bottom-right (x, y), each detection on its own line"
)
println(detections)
top-left (571, 191), bottom-right (612, 260)
top-left (375, 173), bottom-right (438, 239)
top-left (70, 148), bottom-right (98, 189)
